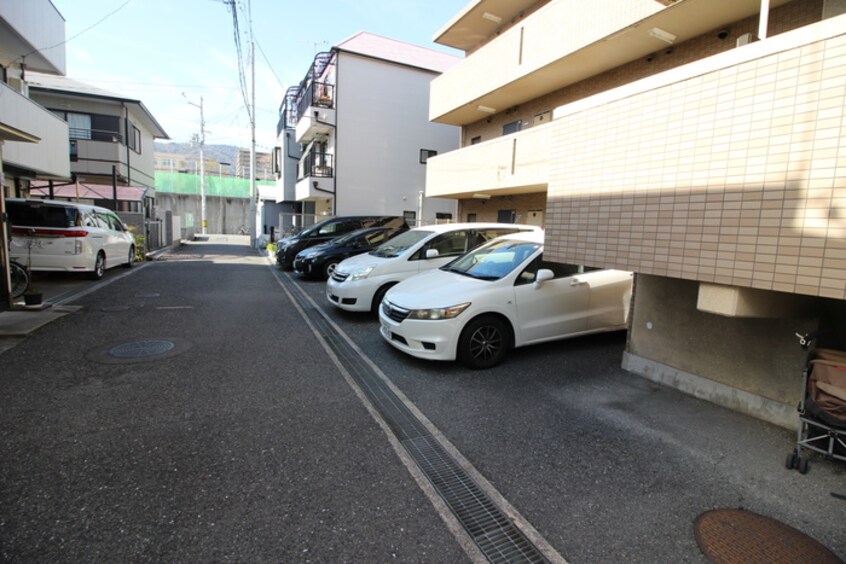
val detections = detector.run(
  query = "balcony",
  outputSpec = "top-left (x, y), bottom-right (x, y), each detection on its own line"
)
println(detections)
top-left (0, 81), bottom-right (69, 178)
top-left (430, 0), bottom-right (791, 125)
top-left (294, 81), bottom-right (336, 144)
top-left (425, 124), bottom-right (551, 198)
top-left (295, 152), bottom-right (335, 202)
top-left (0, 0), bottom-right (66, 74)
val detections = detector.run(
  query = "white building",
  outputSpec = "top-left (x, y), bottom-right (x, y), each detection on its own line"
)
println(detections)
top-left (269, 32), bottom-right (462, 234)
top-left (0, 0), bottom-right (70, 308)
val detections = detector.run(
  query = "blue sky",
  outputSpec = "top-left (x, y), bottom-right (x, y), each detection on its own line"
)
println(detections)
top-left (49, 0), bottom-right (465, 150)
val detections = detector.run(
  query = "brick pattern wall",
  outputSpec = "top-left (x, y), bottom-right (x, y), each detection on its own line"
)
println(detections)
top-left (544, 29), bottom-right (846, 299)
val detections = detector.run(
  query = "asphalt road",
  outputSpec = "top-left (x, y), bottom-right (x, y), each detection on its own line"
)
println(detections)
top-left (1, 235), bottom-right (843, 562)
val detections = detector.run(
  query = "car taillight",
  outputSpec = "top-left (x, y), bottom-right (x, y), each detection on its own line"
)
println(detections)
top-left (11, 227), bottom-right (89, 237)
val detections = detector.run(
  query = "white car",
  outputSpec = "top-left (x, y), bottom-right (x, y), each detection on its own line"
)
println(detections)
top-left (326, 223), bottom-right (542, 313)
top-left (378, 231), bottom-right (633, 369)
top-left (7, 198), bottom-right (136, 280)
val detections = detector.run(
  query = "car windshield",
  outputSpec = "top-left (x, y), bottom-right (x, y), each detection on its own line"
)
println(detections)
top-left (370, 230), bottom-right (432, 258)
top-left (442, 239), bottom-right (540, 280)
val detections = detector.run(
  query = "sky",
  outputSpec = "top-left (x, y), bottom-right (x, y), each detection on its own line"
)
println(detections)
top-left (48, 0), bottom-right (466, 151)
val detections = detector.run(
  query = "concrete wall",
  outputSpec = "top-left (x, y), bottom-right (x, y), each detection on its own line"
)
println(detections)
top-left (156, 193), bottom-right (249, 235)
top-left (336, 51), bottom-right (459, 224)
top-left (624, 274), bottom-right (819, 428)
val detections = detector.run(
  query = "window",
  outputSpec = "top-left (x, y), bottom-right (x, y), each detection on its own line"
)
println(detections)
top-left (435, 213), bottom-right (452, 224)
top-left (421, 231), bottom-right (469, 259)
top-left (497, 209), bottom-right (516, 223)
top-left (466, 213), bottom-right (477, 223)
top-left (470, 136), bottom-right (481, 145)
top-left (419, 149), bottom-right (437, 164)
top-left (502, 120), bottom-right (522, 135)
top-left (128, 125), bottom-right (141, 153)
top-left (515, 256), bottom-right (593, 286)
top-left (403, 210), bottom-right (416, 225)
top-left (52, 110), bottom-right (122, 143)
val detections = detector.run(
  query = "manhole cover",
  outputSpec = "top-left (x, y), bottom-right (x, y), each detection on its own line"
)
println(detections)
top-left (694, 509), bottom-right (842, 564)
top-left (109, 340), bottom-right (175, 358)
top-left (86, 338), bottom-right (192, 364)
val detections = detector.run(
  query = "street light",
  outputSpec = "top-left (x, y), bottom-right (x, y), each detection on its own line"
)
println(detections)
top-left (183, 93), bottom-right (207, 235)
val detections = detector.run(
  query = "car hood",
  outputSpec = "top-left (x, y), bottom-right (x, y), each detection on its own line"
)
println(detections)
top-left (385, 269), bottom-right (487, 309)
top-left (336, 251), bottom-right (388, 273)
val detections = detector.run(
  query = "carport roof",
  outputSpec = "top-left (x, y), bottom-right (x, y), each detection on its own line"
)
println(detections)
top-left (29, 182), bottom-right (149, 202)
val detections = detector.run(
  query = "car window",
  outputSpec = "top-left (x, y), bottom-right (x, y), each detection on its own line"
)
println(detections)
top-left (515, 255), bottom-right (588, 286)
top-left (365, 230), bottom-right (389, 246)
top-left (7, 202), bottom-right (78, 228)
top-left (445, 239), bottom-right (540, 280)
top-left (83, 211), bottom-right (99, 228)
top-left (416, 230), bottom-right (469, 260)
top-left (371, 230), bottom-right (432, 258)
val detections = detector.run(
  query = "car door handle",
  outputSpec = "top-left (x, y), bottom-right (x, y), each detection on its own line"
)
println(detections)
top-left (570, 279), bottom-right (588, 287)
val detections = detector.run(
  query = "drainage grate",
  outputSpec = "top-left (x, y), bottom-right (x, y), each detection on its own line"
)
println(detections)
top-left (109, 339), bottom-right (176, 358)
top-left (278, 273), bottom-right (550, 564)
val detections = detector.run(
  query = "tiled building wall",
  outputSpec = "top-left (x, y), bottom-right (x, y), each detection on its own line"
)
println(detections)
top-left (461, 0), bottom-right (824, 147)
top-left (544, 26), bottom-right (846, 299)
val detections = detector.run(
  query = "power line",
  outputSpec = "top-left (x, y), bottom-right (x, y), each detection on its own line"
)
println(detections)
top-left (5, 0), bottom-right (134, 67)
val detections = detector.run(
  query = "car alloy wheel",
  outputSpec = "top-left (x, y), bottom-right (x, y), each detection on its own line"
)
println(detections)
top-left (458, 315), bottom-right (510, 369)
top-left (90, 252), bottom-right (106, 280)
top-left (324, 261), bottom-right (339, 280)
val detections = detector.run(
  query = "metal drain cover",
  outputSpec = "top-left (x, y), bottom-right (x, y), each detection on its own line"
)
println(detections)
top-left (86, 338), bottom-right (192, 364)
top-left (109, 339), bottom-right (175, 358)
top-left (694, 509), bottom-right (842, 564)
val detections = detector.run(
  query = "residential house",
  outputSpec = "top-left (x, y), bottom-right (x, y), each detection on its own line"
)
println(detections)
top-left (426, 0), bottom-right (846, 428)
top-left (270, 31), bottom-right (462, 235)
top-left (26, 72), bottom-right (170, 247)
top-left (0, 0), bottom-right (69, 308)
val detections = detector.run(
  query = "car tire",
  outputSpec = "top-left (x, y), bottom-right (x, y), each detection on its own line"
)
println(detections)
top-left (371, 283), bottom-right (396, 315)
top-left (124, 245), bottom-right (135, 268)
top-left (90, 252), bottom-right (106, 280)
top-left (323, 260), bottom-right (339, 280)
top-left (457, 315), bottom-right (511, 369)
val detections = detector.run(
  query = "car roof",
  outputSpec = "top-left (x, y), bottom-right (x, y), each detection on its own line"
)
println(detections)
top-left (406, 222), bottom-right (542, 234)
top-left (488, 230), bottom-right (545, 244)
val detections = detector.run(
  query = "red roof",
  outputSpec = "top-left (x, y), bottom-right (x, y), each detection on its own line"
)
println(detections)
top-left (29, 182), bottom-right (149, 202)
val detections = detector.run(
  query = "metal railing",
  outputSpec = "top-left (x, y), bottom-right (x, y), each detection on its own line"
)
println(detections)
top-left (297, 152), bottom-right (334, 180)
top-left (69, 127), bottom-right (123, 143)
top-left (295, 81), bottom-right (335, 120)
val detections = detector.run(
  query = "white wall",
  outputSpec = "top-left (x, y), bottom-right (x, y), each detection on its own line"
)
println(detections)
top-left (335, 52), bottom-right (458, 224)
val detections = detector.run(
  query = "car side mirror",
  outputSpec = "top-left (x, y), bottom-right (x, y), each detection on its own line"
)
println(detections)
top-left (425, 248), bottom-right (440, 259)
top-left (533, 268), bottom-right (554, 289)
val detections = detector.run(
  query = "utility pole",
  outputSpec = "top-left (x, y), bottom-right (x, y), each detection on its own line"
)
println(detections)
top-left (248, 0), bottom-right (257, 247)
top-left (184, 94), bottom-right (207, 235)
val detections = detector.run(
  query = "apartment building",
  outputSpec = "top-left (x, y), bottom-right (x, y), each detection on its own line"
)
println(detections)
top-left (270, 32), bottom-right (462, 233)
top-left (427, 0), bottom-right (846, 428)
top-left (0, 0), bottom-right (69, 308)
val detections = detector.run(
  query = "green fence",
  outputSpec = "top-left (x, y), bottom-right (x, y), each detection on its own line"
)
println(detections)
top-left (155, 172), bottom-right (274, 198)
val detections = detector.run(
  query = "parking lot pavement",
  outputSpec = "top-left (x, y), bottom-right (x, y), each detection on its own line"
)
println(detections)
top-left (287, 271), bottom-right (846, 562)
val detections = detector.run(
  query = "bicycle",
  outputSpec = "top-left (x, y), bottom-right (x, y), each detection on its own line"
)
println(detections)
top-left (9, 259), bottom-right (30, 299)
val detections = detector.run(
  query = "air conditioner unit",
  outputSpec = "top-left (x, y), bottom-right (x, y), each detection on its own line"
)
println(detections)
top-left (737, 33), bottom-right (754, 47)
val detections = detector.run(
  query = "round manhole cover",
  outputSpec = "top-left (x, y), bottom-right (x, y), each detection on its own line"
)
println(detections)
top-left (86, 338), bottom-right (192, 364)
top-left (109, 339), bottom-right (175, 358)
top-left (694, 509), bottom-right (842, 564)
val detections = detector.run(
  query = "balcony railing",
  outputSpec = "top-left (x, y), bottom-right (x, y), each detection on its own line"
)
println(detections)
top-left (295, 81), bottom-right (335, 120)
top-left (69, 127), bottom-right (123, 143)
top-left (298, 152), bottom-right (334, 181)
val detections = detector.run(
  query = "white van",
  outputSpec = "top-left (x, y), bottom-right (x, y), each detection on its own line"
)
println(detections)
top-left (326, 222), bottom-right (542, 313)
top-left (7, 198), bottom-right (136, 279)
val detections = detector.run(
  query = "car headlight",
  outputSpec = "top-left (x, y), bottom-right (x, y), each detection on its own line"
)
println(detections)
top-left (408, 302), bottom-right (471, 320)
top-left (350, 266), bottom-right (375, 280)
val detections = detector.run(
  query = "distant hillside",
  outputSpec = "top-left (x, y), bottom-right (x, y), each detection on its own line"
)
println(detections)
top-left (155, 141), bottom-right (241, 167)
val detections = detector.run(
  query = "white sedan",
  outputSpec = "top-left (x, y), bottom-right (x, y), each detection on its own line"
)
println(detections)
top-left (379, 232), bottom-right (633, 369)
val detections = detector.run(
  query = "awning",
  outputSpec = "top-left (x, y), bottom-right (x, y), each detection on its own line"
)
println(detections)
top-left (29, 181), bottom-right (149, 202)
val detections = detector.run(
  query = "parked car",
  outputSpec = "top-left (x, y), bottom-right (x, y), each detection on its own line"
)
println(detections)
top-left (326, 222), bottom-right (542, 314)
top-left (7, 198), bottom-right (135, 280)
top-left (378, 231), bottom-right (633, 369)
top-left (293, 226), bottom-right (408, 280)
top-left (275, 216), bottom-right (407, 270)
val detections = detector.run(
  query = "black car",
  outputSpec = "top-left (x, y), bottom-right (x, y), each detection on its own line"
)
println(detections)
top-left (275, 216), bottom-right (407, 270)
top-left (292, 226), bottom-right (408, 279)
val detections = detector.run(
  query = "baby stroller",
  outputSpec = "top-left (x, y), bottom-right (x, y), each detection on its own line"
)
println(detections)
top-left (785, 332), bottom-right (846, 474)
